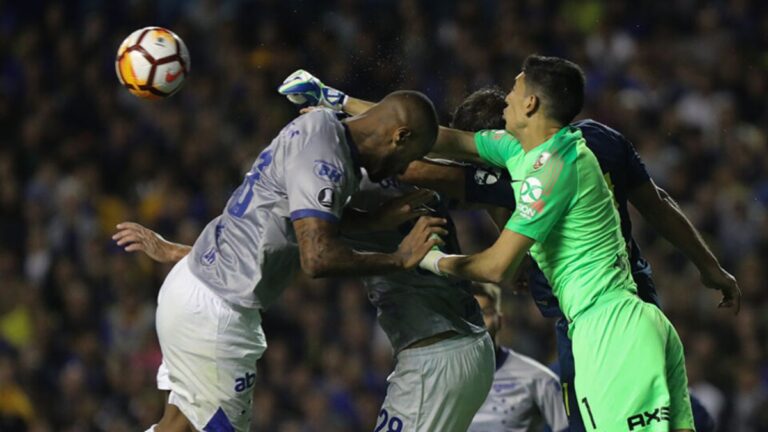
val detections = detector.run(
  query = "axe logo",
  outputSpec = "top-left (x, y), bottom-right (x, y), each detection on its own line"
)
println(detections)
top-left (627, 406), bottom-right (670, 430)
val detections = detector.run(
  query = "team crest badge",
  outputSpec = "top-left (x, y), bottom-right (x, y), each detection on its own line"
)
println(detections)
top-left (533, 152), bottom-right (551, 170)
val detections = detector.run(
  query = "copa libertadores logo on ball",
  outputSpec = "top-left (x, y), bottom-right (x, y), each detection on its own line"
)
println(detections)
top-left (520, 177), bottom-right (543, 204)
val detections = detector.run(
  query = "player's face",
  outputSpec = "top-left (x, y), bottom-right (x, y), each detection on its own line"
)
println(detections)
top-left (369, 130), bottom-right (429, 182)
top-left (503, 72), bottom-right (526, 133)
top-left (475, 295), bottom-right (501, 340)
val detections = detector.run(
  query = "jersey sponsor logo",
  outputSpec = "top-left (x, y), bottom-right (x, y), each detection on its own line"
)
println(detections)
top-left (533, 152), bottom-right (551, 170)
top-left (627, 406), bottom-right (670, 430)
top-left (520, 177), bottom-right (543, 203)
top-left (474, 167), bottom-right (502, 185)
top-left (234, 371), bottom-right (256, 392)
top-left (317, 187), bottom-right (335, 208)
top-left (518, 203), bottom-right (537, 219)
top-left (492, 130), bottom-right (506, 140)
top-left (314, 160), bottom-right (344, 184)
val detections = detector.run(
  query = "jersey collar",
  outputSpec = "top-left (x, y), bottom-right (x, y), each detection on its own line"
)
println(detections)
top-left (342, 123), bottom-right (363, 180)
top-left (495, 346), bottom-right (510, 371)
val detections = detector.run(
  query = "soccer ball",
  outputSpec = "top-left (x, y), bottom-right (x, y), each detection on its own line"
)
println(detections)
top-left (115, 27), bottom-right (190, 99)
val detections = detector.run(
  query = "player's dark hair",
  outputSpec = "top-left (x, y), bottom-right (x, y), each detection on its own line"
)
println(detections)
top-left (522, 55), bottom-right (585, 125)
top-left (470, 282), bottom-right (502, 313)
top-left (450, 87), bottom-right (507, 131)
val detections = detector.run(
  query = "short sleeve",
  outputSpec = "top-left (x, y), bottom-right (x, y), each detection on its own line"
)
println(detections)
top-left (287, 131), bottom-right (352, 224)
top-left (475, 130), bottom-right (521, 168)
top-left (505, 154), bottom-right (577, 242)
top-left (463, 164), bottom-right (517, 210)
top-left (623, 136), bottom-right (650, 190)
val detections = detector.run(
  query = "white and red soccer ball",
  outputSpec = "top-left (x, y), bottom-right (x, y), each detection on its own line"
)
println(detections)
top-left (115, 27), bottom-right (190, 100)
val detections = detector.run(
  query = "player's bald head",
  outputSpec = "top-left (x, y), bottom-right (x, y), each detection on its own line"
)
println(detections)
top-left (372, 90), bottom-right (439, 154)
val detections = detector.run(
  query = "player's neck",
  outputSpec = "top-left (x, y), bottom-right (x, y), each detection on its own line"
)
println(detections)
top-left (344, 118), bottom-right (378, 168)
top-left (517, 118), bottom-right (564, 153)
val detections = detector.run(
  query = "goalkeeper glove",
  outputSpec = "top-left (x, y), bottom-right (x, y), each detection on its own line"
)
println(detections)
top-left (278, 69), bottom-right (347, 111)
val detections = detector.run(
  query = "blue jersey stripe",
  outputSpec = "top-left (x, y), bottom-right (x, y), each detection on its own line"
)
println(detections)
top-left (289, 208), bottom-right (339, 223)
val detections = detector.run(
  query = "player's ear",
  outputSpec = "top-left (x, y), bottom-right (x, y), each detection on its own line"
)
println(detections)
top-left (392, 127), bottom-right (412, 147)
top-left (524, 94), bottom-right (539, 117)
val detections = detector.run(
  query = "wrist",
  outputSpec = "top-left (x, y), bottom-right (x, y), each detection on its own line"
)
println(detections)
top-left (168, 243), bottom-right (191, 263)
top-left (321, 85), bottom-right (347, 111)
top-left (419, 250), bottom-right (451, 275)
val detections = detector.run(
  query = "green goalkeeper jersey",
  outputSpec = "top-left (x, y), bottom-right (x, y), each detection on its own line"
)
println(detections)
top-left (475, 127), bottom-right (637, 321)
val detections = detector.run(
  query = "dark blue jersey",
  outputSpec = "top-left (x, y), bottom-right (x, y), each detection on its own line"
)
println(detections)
top-left (465, 119), bottom-right (659, 318)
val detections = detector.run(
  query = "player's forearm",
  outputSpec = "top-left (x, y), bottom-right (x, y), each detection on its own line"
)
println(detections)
top-left (301, 238), bottom-right (403, 278)
top-left (343, 96), bottom-right (376, 116)
top-left (165, 242), bottom-right (192, 263)
top-left (438, 251), bottom-right (523, 284)
top-left (427, 127), bottom-right (484, 164)
top-left (643, 188), bottom-right (721, 273)
top-left (398, 161), bottom-right (466, 201)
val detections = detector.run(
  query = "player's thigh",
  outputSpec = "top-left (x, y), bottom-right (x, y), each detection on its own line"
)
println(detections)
top-left (571, 298), bottom-right (672, 432)
top-left (156, 259), bottom-right (266, 431)
top-left (378, 333), bottom-right (494, 432)
top-left (665, 321), bottom-right (695, 431)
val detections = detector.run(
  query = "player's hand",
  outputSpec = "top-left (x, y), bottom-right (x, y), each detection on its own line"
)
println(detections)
top-left (701, 267), bottom-right (742, 314)
top-left (278, 69), bottom-right (347, 111)
top-left (396, 216), bottom-right (447, 270)
top-left (112, 222), bottom-right (181, 263)
top-left (373, 189), bottom-right (439, 231)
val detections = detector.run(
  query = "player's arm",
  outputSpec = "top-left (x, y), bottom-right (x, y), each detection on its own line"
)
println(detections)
top-left (293, 216), bottom-right (446, 278)
top-left (628, 180), bottom-right (741, 311)
top-left (398, 159), bottom-right (513, 229)
top-left (343, 97), bottom-right (480, 161)
top-left (279, 70), bottom-right (482, 162)
top-left (397, 160), bottom-right (467, 201)
top-left (427, 229), bottom-right (534, 283)
top-left (113, 222), bottom-right (191, 263)
top-left (340, 189), bottom-right (437, 234)
top-left (421, 152), bottom-right (574, 283)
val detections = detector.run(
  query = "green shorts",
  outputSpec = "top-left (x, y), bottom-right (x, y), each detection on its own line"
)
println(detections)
top-left (570, 292), bottom-right (694, 431)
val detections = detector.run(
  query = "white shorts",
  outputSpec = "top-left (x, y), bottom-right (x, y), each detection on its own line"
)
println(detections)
top-left (155, 257), bottom-right (267, 432)
top-left (377, 332), bottom-right (495, 432)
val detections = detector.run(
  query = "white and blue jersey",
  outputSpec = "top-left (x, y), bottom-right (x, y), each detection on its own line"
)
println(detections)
top-left (344, 173), bottom-right (486, 353)
top-left (188, 109), bottom-right (361, 309)
top-left (469, 347), bottom-right (568, 432)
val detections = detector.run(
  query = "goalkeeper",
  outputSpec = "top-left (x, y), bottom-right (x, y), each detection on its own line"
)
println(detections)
top-left (278, 57), bottom-right (740, 431)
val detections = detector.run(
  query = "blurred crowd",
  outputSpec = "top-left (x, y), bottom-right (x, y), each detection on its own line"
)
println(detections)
top-left (0, 0), bottom-right (766, 430)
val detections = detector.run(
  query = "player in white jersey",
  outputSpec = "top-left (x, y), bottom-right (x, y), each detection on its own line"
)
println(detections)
top-left (112, 92), bottom-right (447, 432)
top-left (124, 170), bottom-right (496, 432)
top-left (469, 283), bottom-right (568, 432)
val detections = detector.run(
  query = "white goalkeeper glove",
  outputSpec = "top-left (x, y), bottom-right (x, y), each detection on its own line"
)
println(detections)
top-left (278, 69), bottom-right (347, 111)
